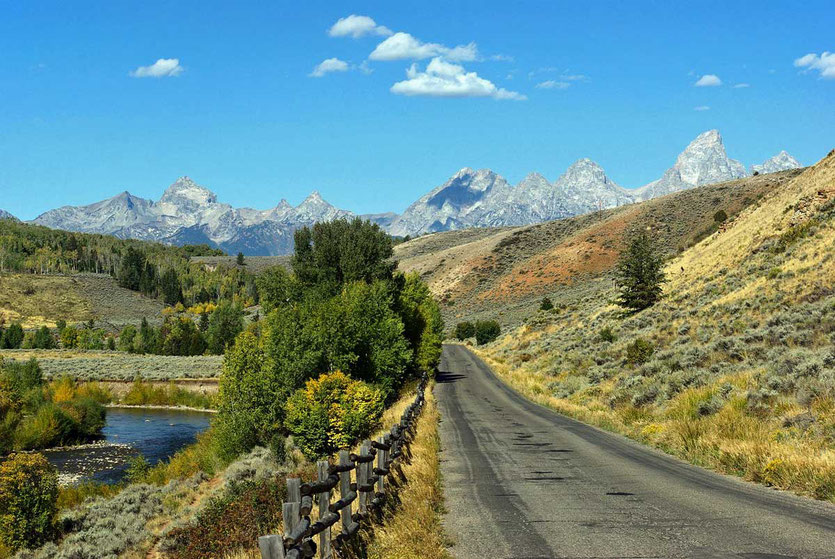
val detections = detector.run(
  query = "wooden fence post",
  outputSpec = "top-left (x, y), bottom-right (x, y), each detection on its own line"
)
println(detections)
top-left (317, 460), bottom-right (332, 559)
top-left (284, 477), bottom-right (301, 543)
top-left (358, 441), bottom-right (370, 516)
top-left (376, 436), bottom-right (386, 497)
top-left (259, 534), bottom-right (286, 559)
top-left (338, 450), bottom-right (353, 534)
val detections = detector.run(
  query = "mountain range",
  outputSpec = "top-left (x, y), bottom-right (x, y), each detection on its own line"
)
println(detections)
top-left (22, 130), bottom-right (801, 255)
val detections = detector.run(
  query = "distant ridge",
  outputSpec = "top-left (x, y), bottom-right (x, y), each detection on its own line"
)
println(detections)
top-left (27, 130), bottom-right (802, 254)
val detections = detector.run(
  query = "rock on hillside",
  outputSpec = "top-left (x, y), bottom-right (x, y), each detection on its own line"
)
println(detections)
top-left (751, 151), bottom-right (802, 175)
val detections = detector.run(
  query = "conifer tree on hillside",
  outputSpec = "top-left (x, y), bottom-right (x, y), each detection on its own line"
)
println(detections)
top-left (614, 232), bottom-right (665, 311)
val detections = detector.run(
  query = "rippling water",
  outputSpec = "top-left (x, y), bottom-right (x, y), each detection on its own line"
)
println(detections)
top-left (43, 407), bottom-right (211, 484)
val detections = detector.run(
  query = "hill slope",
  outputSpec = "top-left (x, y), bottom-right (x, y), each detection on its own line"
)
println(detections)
top-left (397, 168), bottom-right (803, 326)
top-left (466, 149), bottom-right (835, 502)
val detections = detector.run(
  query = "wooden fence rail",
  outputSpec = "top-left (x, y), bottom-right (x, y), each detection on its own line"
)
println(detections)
top-left (258, 375), bottom-right (428, 559)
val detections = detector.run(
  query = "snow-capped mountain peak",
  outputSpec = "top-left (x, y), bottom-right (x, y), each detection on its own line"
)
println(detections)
top-left (751, 151), bottom-right (802, 174)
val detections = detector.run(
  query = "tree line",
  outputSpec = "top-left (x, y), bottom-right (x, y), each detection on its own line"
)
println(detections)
top-left (0, 220), bottom-right (257, 307)
top-left (214, 218), bottom-right (444, 460)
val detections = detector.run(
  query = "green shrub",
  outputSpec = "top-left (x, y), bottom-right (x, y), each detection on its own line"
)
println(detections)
top-left (32, 326), bottom-right (55, 349)
top-left (626, 338), bottom-right (655, 365)
top-left (454, 321), bottom-right (476, 340)
top-left (125, 455), bottom-right (151, 483)
top-left (598, 326), bottom-right (617, 343)
top-left (713, 209), bottom-right (728, 223)
top-left (0, 453), bottom-right (58, 552)
top-left (540, 297), bottom-right (554, 311)
top-left (475, 320), bottom-right (501, 345)
top-left (284, 371), bottom-right (384, 459)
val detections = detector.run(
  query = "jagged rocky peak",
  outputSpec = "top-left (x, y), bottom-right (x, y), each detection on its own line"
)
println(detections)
top-left (426, 167), bottom-right (504, 209)
top-left (159, 176), bottom-right (218, 206)
top-left (751, 151), bottom-right (802, 175)
top-left (0, 209), bottom-right (17, 221)
top-left (558, 158), bottom-right (612, 186)
top-left (673, 129), bottom-right (747, 186)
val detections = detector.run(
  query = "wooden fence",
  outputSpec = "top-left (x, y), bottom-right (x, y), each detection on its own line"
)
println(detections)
top-left (258, 375), bottom-right (428, 559)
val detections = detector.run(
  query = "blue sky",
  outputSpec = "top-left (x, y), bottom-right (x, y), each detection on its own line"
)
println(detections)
top-left (1, 1), bottom-right (833, 219)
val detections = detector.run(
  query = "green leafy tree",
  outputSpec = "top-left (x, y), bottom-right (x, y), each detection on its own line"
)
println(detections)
top-left (397, 273), bottom-right (444, 373)
top-left (454, 321), bottom-right (476, 340)
top-left (256, 266), bottom-right (302, 313)
top-left (292, 218), bottom-right (395, 292)
top-left (0, 453), bottom-right (58, 552)
top-left (32, 326), bottom-right (55, 349)
top-left (475, 320), bottom-right (501, 345)
top-left (215, 331), bottom-right (273, 460)
top-left (161, 318), bottom-right (206, 356)
top-left (614, 232), bottom-right (666, 311)
top-left (207, 301), bottom-right (243, 354)
top-left (118, 324), bottom-right (137, 352)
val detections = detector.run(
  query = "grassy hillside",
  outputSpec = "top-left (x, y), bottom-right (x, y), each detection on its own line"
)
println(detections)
top-left (469, 151), bottom-right (835, 501)
top-left (0, 273), bottom-right (165, 329)
top-left (396, 169), bottom-right (803, 327)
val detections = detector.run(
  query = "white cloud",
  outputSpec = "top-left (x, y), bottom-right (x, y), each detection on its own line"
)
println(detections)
top-left (309, 57), bottom-right (349, 77)
top-left (536, 80), bottom-right (571, 90)
top-left (130, 58), bottom-right (183, 78)
top-left (694, 74), bottom-right (722, 87)
top-left (490, 54), bottom-right (514, 62)
top-left (359, 60), bottom-right (373, 75)
top-left (390, 57), bottom-right (525, 100)
top-left (694, 105), bottom-right (711, 111)
top-left (733, 83), bottom-right (750, 88)
top-left (794, 51), bottom-right (835, 79)
top-left (369, 32), bottom-right (477, 62)
top-left (328, 15), bottom-right (392, 38)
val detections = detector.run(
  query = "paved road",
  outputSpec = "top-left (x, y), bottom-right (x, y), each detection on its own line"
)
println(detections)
top-left (436, 344), bottom-right (835, 559)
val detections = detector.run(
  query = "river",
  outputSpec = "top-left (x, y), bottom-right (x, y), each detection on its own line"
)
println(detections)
top-left (43, 407), bottom-right (212, 484)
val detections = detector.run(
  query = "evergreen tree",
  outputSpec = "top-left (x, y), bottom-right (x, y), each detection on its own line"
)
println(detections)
top-left (1, 323), bottom-right (24, 349)
top-left (236, 252), bottom-right (245, 266)
top-left (614, 232), bottom-right (665, 311)
top-left (117, 247), bottom-right (144, 290)
top-left (198, 311), bottom-right (210, 332)
top-left (160, 269), bottom-right (183, 306)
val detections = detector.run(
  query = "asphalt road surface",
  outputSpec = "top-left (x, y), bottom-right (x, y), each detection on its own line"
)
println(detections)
top-left (436, 344), bottom-right (835, 559)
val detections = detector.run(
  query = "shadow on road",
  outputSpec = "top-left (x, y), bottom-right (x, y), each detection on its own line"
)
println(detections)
top-left (435, 371), bottom-right (466, 384)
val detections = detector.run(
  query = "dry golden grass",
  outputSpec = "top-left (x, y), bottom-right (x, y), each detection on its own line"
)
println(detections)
top-left (0, 274), bottom-right (92, 327)
top-left (365, 383), bottom-right (451, 559)
top-left (474, 345), bottom-right (835, 502)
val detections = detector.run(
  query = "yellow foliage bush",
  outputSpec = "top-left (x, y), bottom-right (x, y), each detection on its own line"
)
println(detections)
top-left (284, 371), bottom-right (384, 459)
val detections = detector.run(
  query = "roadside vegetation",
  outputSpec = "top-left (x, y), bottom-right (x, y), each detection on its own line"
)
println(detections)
top-left (7, 217), bottom-right (446, 559)
top-left (365, 383), bottom-right (451, 559)
top-left (474, 153), bottom-right (835, 502)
